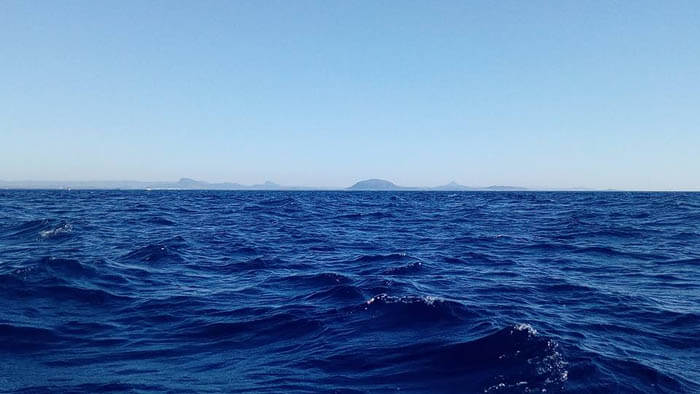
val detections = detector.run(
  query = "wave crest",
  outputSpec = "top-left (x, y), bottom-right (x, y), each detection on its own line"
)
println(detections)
top-left (122, 236), bottom-right (187, 263)
top-left (353, 294), bottom-right (477, 326)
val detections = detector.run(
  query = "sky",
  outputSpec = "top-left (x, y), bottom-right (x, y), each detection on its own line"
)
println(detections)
top-left (1, 1), bottom-right (699, 190)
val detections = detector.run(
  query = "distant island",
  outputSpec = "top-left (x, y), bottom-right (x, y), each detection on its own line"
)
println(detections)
top-left (348, 179), bottom-right (404, 190)
top-left (348, 178), bottom-right (528, 191)
top-left (0, 178), bottom-right (294, 191)
top-left (0, 177), bottom-right (535, 191)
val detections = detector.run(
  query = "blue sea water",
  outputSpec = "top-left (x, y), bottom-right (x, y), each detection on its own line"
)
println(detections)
top-left (0, 190), bottom-right (698, 393)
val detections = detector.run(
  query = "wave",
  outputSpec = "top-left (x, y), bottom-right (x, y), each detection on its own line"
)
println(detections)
top-left (572, 245), bottom-right (668, 260)
top-left (144, 216), bottom-right (176, 226)
top-left (258, 196), bottom-right (298, 206)
top-left (566, 351), bottom-right (694, 393)
top-left (305, 284), bottom-right (365, 303)
top-left (305, 323), bottom-right (567, 393)
top-left (14, 383), bottom-right (169, 392)
top-left (441, 252), bottom-right (516, 266)
top-left (347, 294), bottom-right (479, 327)
top-left (382, 261), bottom-right (423, 275)
top-left (0, 257), bottom-right (100, 286)
top-left (269, 272), bottom-right (353, 287)
top-left (523, 242), bottom-right (669, 261)
top-left (40, 284), bottom-right (129, 305)
top-left (173, 312), bottom-right (323, 344)
top-left (664, 257), bottom-right (700, 266)
top-left (38, 222), bottom-right (73, 239)
top-left (121, 236), bottom-right (188, 263)
top-left (553, 227), bottom-right (650, 240)
top-left (215, 256), bottom-right (308, 272)
top-left (0, 323), bottom-right (62, 352)
top-left (0, 257), bottom-right (129, 303)
top-left (335, 211), bottom-right (395, 220)
top-left (1, 219), bottom-right (72, 240)
top-left (351, 253), bottom-right (410, 263)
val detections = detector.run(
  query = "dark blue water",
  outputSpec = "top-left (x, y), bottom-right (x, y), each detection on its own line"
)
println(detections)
top-left (1, 190), bottom-right (698, 393)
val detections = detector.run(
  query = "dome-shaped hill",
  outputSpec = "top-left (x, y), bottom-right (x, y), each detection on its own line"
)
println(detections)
top-left (348, 179), bottom-right (401, 190)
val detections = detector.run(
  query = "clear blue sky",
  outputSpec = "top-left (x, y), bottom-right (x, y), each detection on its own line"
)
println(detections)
top-left (2, 1), bottom-right (699, 189)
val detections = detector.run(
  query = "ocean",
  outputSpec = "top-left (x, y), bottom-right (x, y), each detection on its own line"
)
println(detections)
top-left (0, 190), bottom-right (698, 393)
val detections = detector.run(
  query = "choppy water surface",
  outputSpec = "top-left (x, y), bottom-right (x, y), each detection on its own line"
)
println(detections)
top-left (0, 190), bottom-right (698, 393)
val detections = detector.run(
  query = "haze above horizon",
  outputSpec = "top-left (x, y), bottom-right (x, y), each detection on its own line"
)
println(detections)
top-left (2, 1), bottom-right (699, 191)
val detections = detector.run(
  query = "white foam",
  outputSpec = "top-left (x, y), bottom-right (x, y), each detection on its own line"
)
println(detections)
top-left (513, 323), bottom-right (538, 335)
top-left (39, 223), bottom-right (72, 238)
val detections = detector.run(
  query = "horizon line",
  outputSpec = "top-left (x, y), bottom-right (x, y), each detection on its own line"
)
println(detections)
top-left (0, 177), bottom-right (698, 192)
